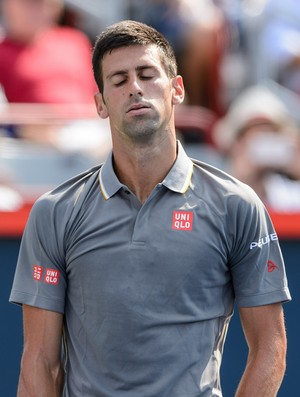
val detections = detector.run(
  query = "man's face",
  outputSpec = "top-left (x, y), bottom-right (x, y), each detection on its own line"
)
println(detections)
top-left (95, 44), bottom-right (183, 145)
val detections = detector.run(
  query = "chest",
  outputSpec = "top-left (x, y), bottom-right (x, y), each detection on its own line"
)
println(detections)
top-left (64, 190), bottom-right (232, 318)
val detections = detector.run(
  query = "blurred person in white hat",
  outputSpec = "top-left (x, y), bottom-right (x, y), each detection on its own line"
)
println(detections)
top-left (213, 85), bottom-right (300, 211)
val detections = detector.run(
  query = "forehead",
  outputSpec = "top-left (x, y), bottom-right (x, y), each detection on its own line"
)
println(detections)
top-left (102, 45), bottom-right (165, 76)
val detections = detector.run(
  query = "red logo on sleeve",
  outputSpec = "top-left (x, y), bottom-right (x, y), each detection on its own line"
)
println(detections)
top-left (44, 269), bottom-right (60, 285)
top-left (33, 265), bottom-right (43, 281)
top-left (172, 210), bottom-right (194, 231)
top-left (268, 260), bottom-right (280, 273)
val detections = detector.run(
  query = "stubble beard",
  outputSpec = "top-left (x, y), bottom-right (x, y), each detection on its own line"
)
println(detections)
top-left (122, 112), bottom-right (164, 146)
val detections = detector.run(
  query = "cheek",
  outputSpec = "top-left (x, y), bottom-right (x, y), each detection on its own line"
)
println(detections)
top-left (105, 89), bottom-right (127, 107)
top-left (102, 94), bottom-right (116, 113)
top-left (105, 98), bottom-right (123, 122)
top-left (162, 88), bottom-right (174, 108)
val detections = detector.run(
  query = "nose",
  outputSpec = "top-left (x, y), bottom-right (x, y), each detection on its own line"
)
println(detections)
top-left (129, 77), bottom-right (143, 97)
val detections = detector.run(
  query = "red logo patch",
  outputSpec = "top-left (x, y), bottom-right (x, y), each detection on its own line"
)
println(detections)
top-left (172, 210), bottom-right (194, 231)
top-left (44, 268), bottom-right (60, 285)
top-left (33, 265), bottom-right (43, 281)
top-left (268, 260), bottom-right (280, 273)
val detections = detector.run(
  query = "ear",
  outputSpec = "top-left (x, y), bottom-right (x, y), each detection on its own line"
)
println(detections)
top-left (171, 75), bottom-right (185, 105)
top-left (94, 92), bottom-right (109, 119)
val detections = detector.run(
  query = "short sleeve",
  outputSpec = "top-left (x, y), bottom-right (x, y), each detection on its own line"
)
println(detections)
top-left (9, 195), bottom-right (67, 313)
top-left (228, 188), bottom-right (291, 307)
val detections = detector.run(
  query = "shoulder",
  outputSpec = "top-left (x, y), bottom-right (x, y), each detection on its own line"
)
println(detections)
top-left (31, 164), bottom-right (102, 220)
top-left (190, 160), bottom-right (278, 253)
top-left (18, 165), bottom-right (102, 263)
top-left (190, 158), bottom-right (264, 216)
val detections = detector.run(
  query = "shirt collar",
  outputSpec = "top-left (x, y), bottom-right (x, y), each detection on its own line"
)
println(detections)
top-left (161, 140), bottom-right (193, 193)
top-left (99, 140), bottom-right (193, 200)
top-left (98, 151), bottom-right (123, 200)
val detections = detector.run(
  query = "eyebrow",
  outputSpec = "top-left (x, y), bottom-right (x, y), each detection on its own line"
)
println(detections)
top-left (106, 65), bottom-right (157, 80)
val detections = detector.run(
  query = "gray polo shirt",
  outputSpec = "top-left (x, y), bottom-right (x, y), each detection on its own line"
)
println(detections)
top-left (10, 141), bottom-right (291, 397)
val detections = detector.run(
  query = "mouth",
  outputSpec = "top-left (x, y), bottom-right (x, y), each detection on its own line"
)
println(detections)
top-left (126, 102), bottom-right (151, 113)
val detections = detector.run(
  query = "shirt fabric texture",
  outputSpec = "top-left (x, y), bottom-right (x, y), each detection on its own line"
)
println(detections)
top-left (10, 142), bottom-right (291, 397)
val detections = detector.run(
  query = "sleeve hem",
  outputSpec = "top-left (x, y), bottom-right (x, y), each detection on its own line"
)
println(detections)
top-left (236, 287), bottom-right (291, 308)
top-left (9, 290), bottom-right (65, 314)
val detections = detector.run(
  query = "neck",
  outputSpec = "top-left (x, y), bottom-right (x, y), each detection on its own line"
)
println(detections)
top-left (112, 135), bottom-right (177, 204)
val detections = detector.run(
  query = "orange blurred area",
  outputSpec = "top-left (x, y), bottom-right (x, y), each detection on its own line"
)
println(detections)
top-left (0, 203), bottom-right (32, 237)
top-left (268, 211), bottom-right (300, 239)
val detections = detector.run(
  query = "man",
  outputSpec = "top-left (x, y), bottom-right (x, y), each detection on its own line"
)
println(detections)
top-left (10, 20), bottom-right (291, 396)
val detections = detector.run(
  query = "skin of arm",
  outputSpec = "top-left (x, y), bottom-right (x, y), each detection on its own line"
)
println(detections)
top-left (235, 303), bottom-right (287, 397)
top-left (17, 305), bottom-right (64, 397)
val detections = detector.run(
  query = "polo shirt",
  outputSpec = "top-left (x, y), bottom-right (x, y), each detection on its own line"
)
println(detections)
top-left (10, 141), bottom-right (291, 397)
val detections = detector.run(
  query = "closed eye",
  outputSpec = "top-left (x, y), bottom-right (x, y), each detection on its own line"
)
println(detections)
top-left (114, 80), bottom-right (126, 87)
top-left (110, 75), bottom-right (128, 87)
top-left (140, 75), bottom-right (154, 80)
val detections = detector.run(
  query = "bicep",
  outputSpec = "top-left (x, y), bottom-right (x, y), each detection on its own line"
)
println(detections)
top-left (239, 303), bottom-right (287, 352)
top-left (22, 304), bottom-right (63, 366)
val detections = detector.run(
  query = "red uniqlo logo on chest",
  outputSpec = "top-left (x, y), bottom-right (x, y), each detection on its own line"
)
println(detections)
top-left (33, 265), bottom-right (43, 281)
top-left (172, 210), bottom-right (194, 231)
top-left (44, 268), bottom-right (60, 285)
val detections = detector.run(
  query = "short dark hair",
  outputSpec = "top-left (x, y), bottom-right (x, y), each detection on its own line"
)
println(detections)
top-left (92, 20), bottom-right (178, 93)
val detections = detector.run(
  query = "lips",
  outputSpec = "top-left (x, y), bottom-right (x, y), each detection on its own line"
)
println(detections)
top-left (126, 102), bottom-right (150, 113)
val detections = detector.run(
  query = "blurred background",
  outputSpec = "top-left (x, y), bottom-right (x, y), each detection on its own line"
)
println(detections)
top-left (0, 0), bottom-right (299, 395)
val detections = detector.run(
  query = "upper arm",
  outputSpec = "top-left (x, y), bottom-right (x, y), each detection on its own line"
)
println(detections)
top-left (22, 304), bottom-right (64, 367)
top-left (239, 303), bottom-right (287, 355)
top-left (17, 305), bottom-right (64, 396)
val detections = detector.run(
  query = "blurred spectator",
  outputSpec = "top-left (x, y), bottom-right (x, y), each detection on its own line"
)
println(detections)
top-left (132, 0), bottom-right (228, 115)
top-left (64, 0), bottom-right (129, 40)
top-left (241, 0), bottom-right (300, 94)
top-left (213, 85), bottom-right (300, 212)
top-left (0, 0), bottom-right (96, 104)
top-left (0, 0), bottom-right (113, 160)
top-left (262, 0), bottom-right (300, 94)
